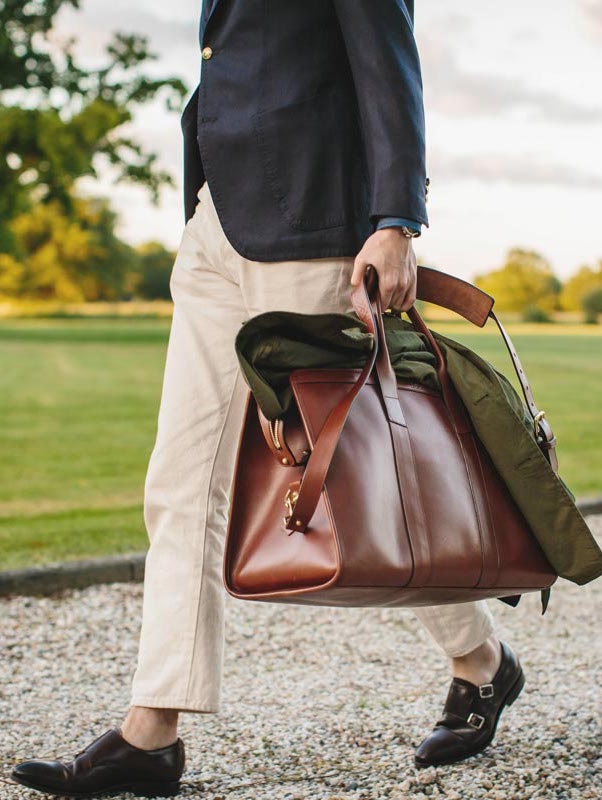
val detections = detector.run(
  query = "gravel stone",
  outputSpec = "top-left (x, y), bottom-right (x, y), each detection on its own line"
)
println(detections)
top-left (1, 518), bottom-right (601, 799)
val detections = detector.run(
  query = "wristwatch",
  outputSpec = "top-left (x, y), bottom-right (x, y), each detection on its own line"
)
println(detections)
top-left (400, 225), bottom-right (421, 239)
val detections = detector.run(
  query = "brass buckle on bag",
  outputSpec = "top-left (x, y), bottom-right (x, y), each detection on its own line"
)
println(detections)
top-left (284, 487), bottom-right (299, 526)
top-left (533, 410), bottom-right (546, 438)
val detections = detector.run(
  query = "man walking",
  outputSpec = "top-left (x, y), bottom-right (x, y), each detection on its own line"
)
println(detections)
top-left (12, 1), bottom-right (524, 795)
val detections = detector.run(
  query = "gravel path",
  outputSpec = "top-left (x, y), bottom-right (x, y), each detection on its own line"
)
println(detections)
top-left (1, 518), bottom-right (601, 800)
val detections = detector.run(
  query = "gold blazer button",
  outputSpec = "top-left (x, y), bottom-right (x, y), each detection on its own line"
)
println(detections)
top-left (202, 46), bottom-right (213, 60)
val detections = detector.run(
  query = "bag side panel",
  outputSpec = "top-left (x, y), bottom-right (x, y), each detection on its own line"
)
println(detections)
top-left (225, 394), bottom-right (339, 595)
top-left (472, 432), bottom-right (557, 587)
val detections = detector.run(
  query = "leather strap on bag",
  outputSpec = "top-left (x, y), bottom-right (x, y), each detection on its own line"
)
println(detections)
top-left (489, 311), bottom-right (558, 471)
top-left (283, 272), bottom-right (380, 532)
top-left (284, 266), bottom-right (558, 533)
top-left (284, 268), bottom-right (433, 550)
top-left (371, 286), bottom-right (432, 583)
top-left (415, 266), bottom-right (558, 472)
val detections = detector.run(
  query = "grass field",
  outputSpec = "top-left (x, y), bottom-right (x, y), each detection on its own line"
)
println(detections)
top-left (1, 315), bottom-right (601, 570)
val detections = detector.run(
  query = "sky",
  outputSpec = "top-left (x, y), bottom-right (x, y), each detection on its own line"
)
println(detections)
top-left (53, 0), bottom-right (602, 281)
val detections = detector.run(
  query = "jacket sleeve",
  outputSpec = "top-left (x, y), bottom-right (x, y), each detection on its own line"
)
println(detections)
top-left (331, 0), bottom-right (429, 227)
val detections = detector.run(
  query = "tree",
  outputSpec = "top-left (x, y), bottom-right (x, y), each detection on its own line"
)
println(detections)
top-left (0, 0), bottom-right (187, 256)
top-left (582, 287), bottom-right (602, 324)
top-left (1, 198), bottom-right (138, 301)
top-left (474, 249), bottom-right (561, 313)
top-left (133, 242), bottom-right (175, 300)
top-left (560, 263), bottom-right (602, 311)
top-left (1, 0), bottom-right (80, 94)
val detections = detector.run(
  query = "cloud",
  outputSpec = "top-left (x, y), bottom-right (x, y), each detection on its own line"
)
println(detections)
top-left (430, 151), bottom-right (602, 190)
top-left (52, 1), bottom-right (199, 66)
top-left (419, 32), bottom-right (602, 124)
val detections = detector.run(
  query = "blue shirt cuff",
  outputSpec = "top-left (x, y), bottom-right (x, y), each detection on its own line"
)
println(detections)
top-left (374, 216), bottom-right (422, 235)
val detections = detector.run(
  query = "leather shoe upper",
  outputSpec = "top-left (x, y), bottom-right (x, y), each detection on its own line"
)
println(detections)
top-left (415, 640), bottom-right (524, 767)
top-left (12, 728), bottom-right (185, 795)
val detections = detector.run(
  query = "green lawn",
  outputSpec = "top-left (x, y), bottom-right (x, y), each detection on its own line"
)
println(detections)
top-left (433, 320), bottom-right (602, 502)
top-left (0, 319), bottom-right (170, 569)
top-left (1, 316), bottom-right (601, 570)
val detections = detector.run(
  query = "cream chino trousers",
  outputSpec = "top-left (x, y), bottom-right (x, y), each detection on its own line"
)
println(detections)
top-left (130, 180), bottom-right (496, 713)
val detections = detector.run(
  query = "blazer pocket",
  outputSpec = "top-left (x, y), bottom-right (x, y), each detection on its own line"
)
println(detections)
top-left (252, 86), bottom-right (358, 232)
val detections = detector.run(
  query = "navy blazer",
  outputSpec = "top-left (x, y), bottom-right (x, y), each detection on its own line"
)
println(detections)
top-left (181, 0), bottom-right (428, 262)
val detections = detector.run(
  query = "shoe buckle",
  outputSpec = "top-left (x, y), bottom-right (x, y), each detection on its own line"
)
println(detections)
top-left (479, 683), bottom-right (494, 699)
top-left (467, 712), bottom-right (486, 729)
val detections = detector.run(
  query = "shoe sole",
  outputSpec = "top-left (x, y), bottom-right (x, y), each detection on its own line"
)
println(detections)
top-left (414, 663), bottom-right (526, 769)
top-left (11, 774), bottom-right (181, 798)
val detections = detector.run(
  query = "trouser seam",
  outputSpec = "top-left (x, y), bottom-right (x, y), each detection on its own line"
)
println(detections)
top-left (182, 367), bottom-right (242, 702)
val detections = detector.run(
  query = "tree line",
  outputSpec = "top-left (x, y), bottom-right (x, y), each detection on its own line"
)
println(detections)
top-left (0, 0), bottom-right (184, 302)
top-left (2, 2), bottom-right (601, 317)
top-left (473, 249), bottom-right (602, 323)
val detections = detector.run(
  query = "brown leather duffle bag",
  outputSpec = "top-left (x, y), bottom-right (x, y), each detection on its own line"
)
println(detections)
top-left (223, 267), bottom-right (557, 607)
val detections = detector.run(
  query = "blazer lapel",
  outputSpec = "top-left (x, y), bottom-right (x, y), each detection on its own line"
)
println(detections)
top-left (199, 0), bottom-right (220, 45)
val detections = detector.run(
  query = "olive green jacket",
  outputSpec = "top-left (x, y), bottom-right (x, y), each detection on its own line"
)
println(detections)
top-left (235, 311), bottom-right (602, 596)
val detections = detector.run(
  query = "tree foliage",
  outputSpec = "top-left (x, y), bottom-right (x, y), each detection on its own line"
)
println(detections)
top-left (0, 0), bottom-right (187, 299)
top-left (1, 198), bottom-right (137, 301)
top-left (559, 262), bottom-right (602, 311)
top-left (1, 0), bottom-right (80, 94)
top-left (132, 242), bottom-right (175, 300)
top-left (1, 0), bottom-right (186, 224)
top-left (474, 248), bottom-right (562, 313)
top-left (582, 286), bottom-right (602, 324)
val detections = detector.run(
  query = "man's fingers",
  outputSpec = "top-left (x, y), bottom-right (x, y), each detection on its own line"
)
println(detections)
top-left (350, 242), bottom-right (416, 313)
top-left (391, 272), bottom-right (417, 312)
top-left (378, 271), bottom-right (398, 309)
top-left (391, 250), bottom-right (417, 312)
top-left (395, 276), bottom-right (417, 311)
top-left (381, 274), bottom-right (412, 311)
top-left (350, 256), bottom-right (368, 287)
top-left (379, 289), bottom-right (394, 310)
top-left (393, 288), bottom-right (416, 312)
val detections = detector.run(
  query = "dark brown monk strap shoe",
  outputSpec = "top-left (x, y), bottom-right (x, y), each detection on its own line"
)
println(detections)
top-left (414, 640), bottom-right (525, 768)
top-left (11, 728), bottom-right (185, 798)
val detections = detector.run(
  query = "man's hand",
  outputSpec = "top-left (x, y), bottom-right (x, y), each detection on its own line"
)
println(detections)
top-left (350, 227), bottom-right (417, 312)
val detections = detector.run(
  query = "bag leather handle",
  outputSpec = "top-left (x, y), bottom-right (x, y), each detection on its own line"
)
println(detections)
top-left (488, 311), bottom-right (557, 470)
top-left (285, 269), bottom-right (478, 533)
top-left (406, 305), bottom-right (472, 434)
top-left (285, 266), bottom-right (558, 532)
top-left (416, 266), bottom-right (557, 471)
top-left (284, 270), bottom-right (381, 532)
top-left (285, 268), bottom-right (438, 534)
top-left (416, 265), bottom-right (494, 327)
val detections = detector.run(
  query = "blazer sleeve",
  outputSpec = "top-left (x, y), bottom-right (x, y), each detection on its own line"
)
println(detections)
top-left (331, 0), bottom-right (429, 227)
